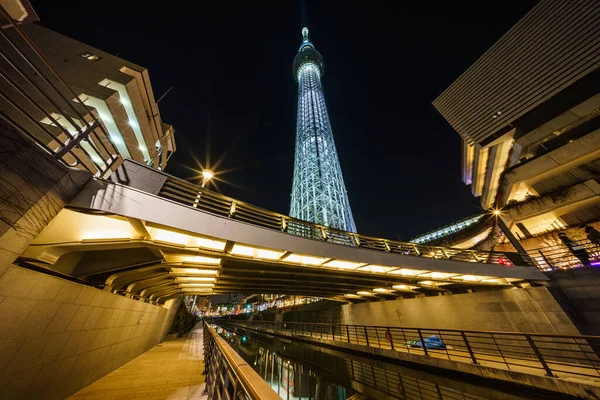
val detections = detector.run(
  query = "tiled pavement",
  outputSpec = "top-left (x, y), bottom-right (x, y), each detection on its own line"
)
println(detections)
top-left (68, 325), bottom-right (206, 400)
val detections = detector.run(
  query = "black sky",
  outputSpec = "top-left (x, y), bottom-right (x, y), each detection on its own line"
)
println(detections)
top-left (33, 1), bottom-right (538, 240)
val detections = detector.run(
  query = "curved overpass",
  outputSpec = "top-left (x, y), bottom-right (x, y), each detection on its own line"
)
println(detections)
top-left (20, 161), bottom-right (547, 304)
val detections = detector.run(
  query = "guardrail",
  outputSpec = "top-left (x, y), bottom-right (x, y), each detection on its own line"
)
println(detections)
top-left (203, 321), bottom-right (280, 400)
top-left (156, 174), bottom-right (532, 269)
top-left (219, 320), bottom-right (600, 380)
top-left (0, 6), bottom-right (120, 177)
top-left (527, 238), bottom-right (600, 271)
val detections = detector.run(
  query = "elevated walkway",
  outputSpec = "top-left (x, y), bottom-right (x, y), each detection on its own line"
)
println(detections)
top-left (19, 160), bottom-right (547, 304)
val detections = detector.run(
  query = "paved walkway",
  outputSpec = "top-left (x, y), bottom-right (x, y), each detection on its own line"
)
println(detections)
top-left (68, 325), bottom-right (206, 400)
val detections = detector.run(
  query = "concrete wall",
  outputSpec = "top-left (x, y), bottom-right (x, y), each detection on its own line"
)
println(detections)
top-left (0, 264), bottom-right (180, 400)
top-left (546, 267), bottom-right (600, 335)
top-left (341, 287), bottom-right (580, 335)
top-left (0, 122), bottom-right (91, 272)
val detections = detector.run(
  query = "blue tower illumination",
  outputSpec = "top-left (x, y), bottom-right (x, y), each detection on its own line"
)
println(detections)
top-left (290, 28), bottom-right (357, 233)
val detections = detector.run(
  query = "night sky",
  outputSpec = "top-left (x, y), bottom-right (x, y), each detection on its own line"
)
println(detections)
top-left (33, 1), bottom-right (537, 240)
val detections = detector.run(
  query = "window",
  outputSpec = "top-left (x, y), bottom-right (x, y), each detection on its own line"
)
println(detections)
top-left (80, 52), bottom-right (101, 62)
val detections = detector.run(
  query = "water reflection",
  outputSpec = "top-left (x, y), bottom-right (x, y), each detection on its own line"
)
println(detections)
top-left (214, 325), bottom-right (545, 400)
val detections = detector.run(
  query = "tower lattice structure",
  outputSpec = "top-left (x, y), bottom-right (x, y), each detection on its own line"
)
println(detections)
top-left (289, 28), bottom-right (357, 233)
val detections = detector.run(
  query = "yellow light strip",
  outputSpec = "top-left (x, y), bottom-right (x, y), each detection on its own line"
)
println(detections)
top-left (177, 283), bottom-right (215, 288)
top-left (169, 268), bottom-right (219, 275)
top-left (392, 284), bottom-right (419, 291)
top-left (322, 260), bottom-right (365, 269)
top-left (373, 288), bottom-right (393, 294)
top-left (151, 228), bottom-right (226, 251)
top-left (181, 288), bottom-right (213, 292)
top-left (164, 255), bottom-right (221, 265)
top-left (419, 272), bottom-right (457, 279)
top-left (230, 244), bottom-right (285, 260)
top-left (283, 254), bottom-right (328, 266)
top-left (388, 268), bottom-right (428, 276)
top-left (174, 277), bottom-right (216, 283)
top-left (357, 265), bottom-right (396, 273)
top-left (357, 291), bottom-right (376, 296)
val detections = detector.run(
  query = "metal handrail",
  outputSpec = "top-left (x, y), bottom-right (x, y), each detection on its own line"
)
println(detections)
top-left (218, 320), bottom-right (600, 380)
top-left (526, 238), bottom-right (600, 271)
top-left (203, 321), bottom-right (280, 400)
top-left (154, 172), bottom-right (532, 269)
top-left (0, 6), bottom-right (120, 177)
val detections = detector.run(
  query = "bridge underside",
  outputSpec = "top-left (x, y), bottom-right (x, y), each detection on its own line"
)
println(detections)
top-left (17, 176), bottom-right (548, 304)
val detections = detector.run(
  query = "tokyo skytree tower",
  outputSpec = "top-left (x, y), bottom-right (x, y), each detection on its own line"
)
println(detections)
top-left (289, 27), bottom-right (357, 233)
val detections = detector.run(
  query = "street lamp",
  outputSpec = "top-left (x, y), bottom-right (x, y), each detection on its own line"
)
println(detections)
top-left (201, 169), bottom-right (214, 188)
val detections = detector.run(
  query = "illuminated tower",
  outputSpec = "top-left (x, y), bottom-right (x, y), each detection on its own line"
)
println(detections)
top-left (289, 28), bottom-right (357, 232)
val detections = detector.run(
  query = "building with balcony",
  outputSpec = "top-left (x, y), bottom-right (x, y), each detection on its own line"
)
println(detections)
top-left (1, 21), bottom-right (176, 176)
top-left (417, 0), bottom-right (600, 256)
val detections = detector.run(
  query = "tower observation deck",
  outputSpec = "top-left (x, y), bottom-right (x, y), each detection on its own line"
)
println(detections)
top-left (290, 27), bottom-right (357, 232)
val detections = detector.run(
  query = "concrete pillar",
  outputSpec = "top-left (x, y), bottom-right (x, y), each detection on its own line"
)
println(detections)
top-left (0, 122), bottom-right (91, 271)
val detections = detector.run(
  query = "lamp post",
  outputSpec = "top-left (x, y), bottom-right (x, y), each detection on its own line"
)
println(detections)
top-left (201, 169), bottom-right (214, 188)
top-left (194, 169), bottom-right (214, 208)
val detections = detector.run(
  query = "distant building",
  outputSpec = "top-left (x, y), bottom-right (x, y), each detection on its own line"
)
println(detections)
top-left (419, 0), bottom-right (600, 253)
top-left (2, 23), bottom-right (175, 176)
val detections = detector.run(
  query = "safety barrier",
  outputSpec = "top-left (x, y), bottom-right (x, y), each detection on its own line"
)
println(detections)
top-left (203, 322), bottom-right (280, 400)
top-left (219, 320), bottom-right (600, 380)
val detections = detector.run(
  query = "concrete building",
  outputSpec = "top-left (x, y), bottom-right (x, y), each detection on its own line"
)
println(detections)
top-left (2, 21), bottom-right (176, 176)
top-left (413, 0), bottom-right (600, 260)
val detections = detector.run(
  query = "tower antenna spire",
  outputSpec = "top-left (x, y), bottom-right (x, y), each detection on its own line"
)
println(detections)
top-left (302, 27), bottom-right (309, 42)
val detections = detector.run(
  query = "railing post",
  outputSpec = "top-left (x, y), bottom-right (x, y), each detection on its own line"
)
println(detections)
top-left (526, 334), bottom-right (555, 377)
top-left (229, 201), bottom-right (236, 217)
top-left (346, 326), bottom-right (351, 343)
top-left (332, 324), bottom-right (335, 341)
top-left (387, 328), bottom-right (394, 350)
top-left (461, 332), bottom-right (477, 364)
top-left (417, 329), bottom-right (428, 356)
top-left (281, 216), bottom-right (287, 232)
top-left (364, 326), bottom-right (370, 347)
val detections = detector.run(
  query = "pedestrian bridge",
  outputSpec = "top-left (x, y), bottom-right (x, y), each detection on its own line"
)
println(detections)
top-left (18, 160), bottom-right (547, 303)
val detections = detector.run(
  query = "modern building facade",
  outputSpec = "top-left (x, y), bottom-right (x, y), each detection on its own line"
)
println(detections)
top-left (421, 0), bottom-right (600, 255)
top-left (1, 22), bottom-right (176, 176)
top-left (289, 28), bottom-right (357, 232)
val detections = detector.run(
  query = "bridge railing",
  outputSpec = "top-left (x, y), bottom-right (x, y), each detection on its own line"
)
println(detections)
top-left (526, 238), bottom-right (600, 271)
top-left (158, 174), bottom-right (532, 268)
top-left (219, 320), bottom-right (600, 380)
top-left (203, 321), bottom-right (280, 400)
top-left (0, 6), bottom-right (120, 177)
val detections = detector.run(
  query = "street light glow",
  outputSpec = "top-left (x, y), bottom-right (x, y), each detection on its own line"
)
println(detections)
top-left (202, 170), bottom-right (215, 180)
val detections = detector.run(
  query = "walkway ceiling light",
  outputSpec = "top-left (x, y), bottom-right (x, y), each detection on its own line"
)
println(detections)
top-left (322, 260), bottom-right (364, 269)
top-left (174, 277), bottom-right (216, 283)
top-left (230, 244), bottom-right (285, 260)
top-left (419, 272), bottom-right (457, 279)
top-left (152, 228), bottom-right (226, 251)
top-left (344, 294), bottom-right (360, 298)
top-left (164, 255), bottom-right (221, 265)
top-left (169, 268), bottom-right (218, 275)
top-left (357, 265), bottom-right (396, 273)
top-left (181, 288), bottom-right (213, 293)
top-left (454, 275), bottom-right (494, 282)
top-left (418, 280), bottom-right (452, 287)
top-left (357, 291), bottom-right (376, 296)
top-left (388, 268), bottom-right (428, 276)
top-left (392, 284), bottom-right (419, 291)
top-left (373, 288), bottom-right (393, 294)
top-left (177, 283), bottom-right (215, 288)
top-left (282, 254), bottom-right (328, 266)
